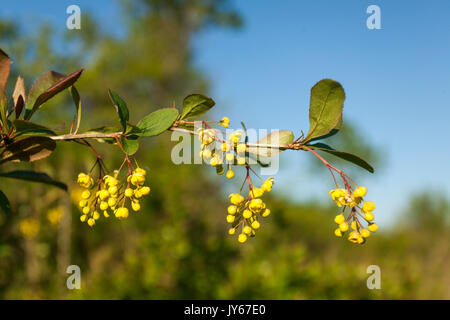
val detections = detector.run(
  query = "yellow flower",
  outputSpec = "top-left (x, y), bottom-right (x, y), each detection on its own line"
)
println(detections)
top-left (360, 229), bottom-right (370, 238)
top-left (131, 201), bottom-right (141, 212)
top-left (251, 220), bottom-right (260, 229)
top-left (140, 186), bottom-right (151, 195)
top-left (134, 189), bottom-right (143, 199)
top-left (352, 186), bottom-right (367, 199)
top-left (368, 223), bottom-right (378, 232)
top-left (348, 231), bottom-right (361, 244)
top-left (242, 209), bottom-right (252, 219)
top-left (124, 188), bottom-right (134, 197)
top-left (262, 208), bottom-right (271, 217)
top-left (115, 207), bottom-right (129, 219)
top-left (243, 226), bottom-right (252, 235)
top-left (351, 220), bottom-right (360, 230)
top-left (227, 205), bottom-right (237, 215)
top-left (220, 116), bottom-right (230, 128)
top-left (108, 197), bottom-right (117, 207)
top-left (226, 169), bottom-right (235, 179)
top-left (362, 201), bottom-right (376, 212)
top-left (334, 228), bottom-right (342, 237)
top-left (250, 187), bottom-right (264, 198)
top-left (228, 228), bottom-right (236, 235)
top-left (87, 218), bottom-right (96, 227)
top-left (226, 215), bottom-right (235, 223)
top-left (238, 233), bottom-right (247, 243)
top-left (249, 198), bottom-right (263, 213)
top-left (261, 177), bottom-right (274, 192)
top-left (334, 214), bottom-right (345, 224)
top-left (364, 212), bottom-right (374, 222)
top-left (81, 190), bottom-right (91, 199)
top-left (98, 190), bottom-right (109, 200)
top-left (229, 193), bottom-right (245, 205)
top-left (100, 201), bottom-right (109, 211)
top-left (79, 200), bottom-right (88, 208)
top-left (93, 211), bottom-right (101, 220)
top-left (339, 222), bottom-right (349, 232)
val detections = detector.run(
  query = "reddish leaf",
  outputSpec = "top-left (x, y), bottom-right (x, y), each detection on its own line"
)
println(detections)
top-left (25, 69), bottom-right (84, 120)
top-left (12, 76), bottom-right (25, 119)
top-left (0, 48), bottom-right (10, 104)
top-left (0, 136), bottom-right (56, 164)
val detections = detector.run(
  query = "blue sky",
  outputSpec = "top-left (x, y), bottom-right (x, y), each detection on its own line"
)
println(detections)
top-left (2, 0), bottom-right (450, 226)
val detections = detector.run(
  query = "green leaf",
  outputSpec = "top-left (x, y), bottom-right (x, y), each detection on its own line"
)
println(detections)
top-left (25, 69), bottom-right (84, 120)
top-left (0, 170), bottom-right (67, 191)
top-left (120, 136), bottom-right (139, 155)
top-left (108, 89), bottom-right (129, 132)
top-left (136, 108), bottom-right (179, 137)
top-left (13, 120), bottom-right (56, 136)
top-left (248, 130), bottom-right (295, 158)
top-left (180, 94), bottom-right (215, 120)
top-left (70, 86), bottom-right (82, 134)
top-left (0, 136), bottom-right (56, 164)
top-left (307, 142), bottom-right (374, 173)
top-left (304, 79), bottom-right (345, 143)
top-left (0, 190), bottom-right (11, 215)
top-left (306, 115), bottom-right (342, 143)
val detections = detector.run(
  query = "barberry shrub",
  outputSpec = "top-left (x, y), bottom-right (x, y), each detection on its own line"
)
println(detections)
top-left (0, 48), bottom-right (375, 245)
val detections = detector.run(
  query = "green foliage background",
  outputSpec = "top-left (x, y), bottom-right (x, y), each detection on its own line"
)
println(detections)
top-left (0, 0), bottom-right (449, 299)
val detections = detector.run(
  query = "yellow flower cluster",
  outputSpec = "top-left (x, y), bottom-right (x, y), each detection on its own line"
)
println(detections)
top-left (330, 186), bottom-right (378, 244)
top-left (198, 124), bottom-right (248, 179)
top-left (77, 168), bottom-right (150, 227)
top-left (226, 177), bottom-right (274, 243)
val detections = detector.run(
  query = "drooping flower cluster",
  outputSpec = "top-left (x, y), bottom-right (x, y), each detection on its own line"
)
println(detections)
top-left (330, 186), bottom-right (378, 244)
top-left (197, 117), bottom-right (249, 179)
top-left (77, 167), bottom-right (150, 227)
top-left (226, 177), bottom-right (274, 243)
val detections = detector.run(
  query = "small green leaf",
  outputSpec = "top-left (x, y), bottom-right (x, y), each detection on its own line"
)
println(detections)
top-left (307, 142), bottom-right (374, 173)
top-left (0, 136), bottom-right (56, 164)
top-left (108, 89), bottom-right (129, 132)
top-left (120, 136), bottom-right (139, 155)
top-left (180, 94), bottom-right (215, 120)
top-left (304, 79), bottom-right (345, 143)
top-left (248, 130), bottom-right (294, 158)
top-left (70, 86), bottom-right (82, 134)
top-left (0, 170), bottom-right (67, 191)
top-left (0, 190), bottom-right (11, 215)
top-left (13, 120), bottom-right (56, 136)
top-left (136, 108), bottom-right (179, 137)
top-left (25, 69), bottom-right (84, 120)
